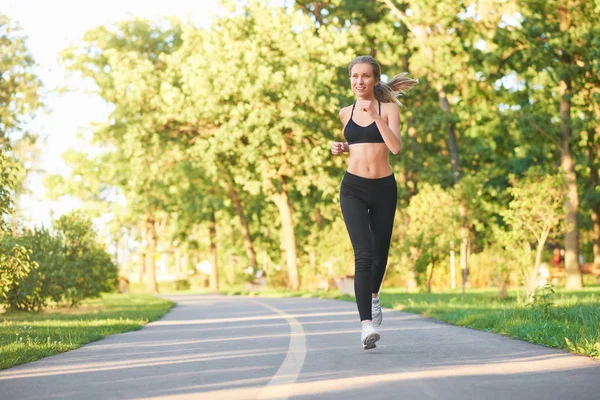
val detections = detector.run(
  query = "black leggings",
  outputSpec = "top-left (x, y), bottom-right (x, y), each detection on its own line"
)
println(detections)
top-left (340, 171), bottom-right (397, 321)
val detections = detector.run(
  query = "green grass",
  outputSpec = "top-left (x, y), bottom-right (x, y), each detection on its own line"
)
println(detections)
top-left (0, 293), bottom-right (174, 370)
top-left (384, 287), bottom-right (600, 360)
top-left (221, 286), bottom-right (600, 360)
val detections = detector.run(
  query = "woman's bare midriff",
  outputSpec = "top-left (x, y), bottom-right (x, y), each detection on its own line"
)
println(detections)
top-left (347, 142), bottom-right (393, 179)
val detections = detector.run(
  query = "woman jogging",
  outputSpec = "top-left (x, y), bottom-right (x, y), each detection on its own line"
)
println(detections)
top-left (331, 55), bottom-right (417, 350)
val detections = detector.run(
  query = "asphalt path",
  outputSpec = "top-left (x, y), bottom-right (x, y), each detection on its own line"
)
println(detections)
top-left (1, 294), bottom-right (599, 399)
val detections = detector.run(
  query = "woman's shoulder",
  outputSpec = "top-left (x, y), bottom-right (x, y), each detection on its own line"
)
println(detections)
top-left (339, 104), bottom-right (354, 114)
top-left (380, 101), bottom-right (400, 115)
top-left (338, 104), bottom-right (353, 123)
top-left (380, 100), bottom-right (398, 109)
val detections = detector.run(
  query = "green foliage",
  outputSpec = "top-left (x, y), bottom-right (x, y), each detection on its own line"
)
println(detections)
top-left (0, 211), bottom-right (118, 311)
top-left (530, 284), bottom-right (556, 314)
top-left (0, 13), bottom-right (43, 147)
top-left (14, 228), bottom-right (67, 305)
top-left (179, 1), bottom-right (352, 197)
top-left (0, 150), bottom-right (40, 311)
top-left (403, 184), bottom-right (460, 290)
top-left (0, 151), bottom-right (18, 229)
top-left (44, 0), bottom-right (600, 294)
top-left (501, 168), bottom-right (565, 242)
top-left (52, 211), bottom-right (119, 305)
top-left (58, 17), bottom-right (193, 292)
top-left (0, 239), bottom-right (39, 312)
top-left (496, 168), bottom-right (565, 295)
top-left (0, 154), bottom-right (14, 231)
top-left (0, 15), bottom-right (43, 211)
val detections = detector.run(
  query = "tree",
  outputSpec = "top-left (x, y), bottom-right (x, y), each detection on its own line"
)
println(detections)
top-left (0, 150), bottom-right (38, 311)
top-left (403, 184), bottom-right (460, 292)
top-left (584, 116), bottom-right (600, 271)
top-left (0, 150), bottom-right (16, 231)
top-left (170, 159), bottom-right (226, 291)
top-left (0, 13), bottom-right (42, 149)
top-left (574, 31), bottom-right (600, 272)
top-left (59, 18), bottom-right (187, 292)
top-left (176, 1), bottom-right (352, 289)
top-left (0, 13), bottom-right (44, 229)
top-left (162, 25), bottom-right (261, 274)
top-left (381, 0), bottom-right (474, 290)
top-left (295, 0), bottom-right (403, 59)
top-left (489, 0), bottom-right (600, 288)
top-left (499, 169), bottom-right (564, 298)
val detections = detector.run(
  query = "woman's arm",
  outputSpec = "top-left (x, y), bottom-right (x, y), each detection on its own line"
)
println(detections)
top-left (374, 103), bottom-right (402, 154)
top-left (339, 107), bottom-right (350, 153)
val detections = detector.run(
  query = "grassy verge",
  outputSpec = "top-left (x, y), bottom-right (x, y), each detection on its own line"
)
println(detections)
top-left (386, 287), bottom-right (600, 359)
top-left (0, 293), bottom-right (174, 370)
top-left (221, 286), bottom-right (600, 360)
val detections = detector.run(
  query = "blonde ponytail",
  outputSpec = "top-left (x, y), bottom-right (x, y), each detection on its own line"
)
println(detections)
top-left (374, 73), bottom-right (418, 106)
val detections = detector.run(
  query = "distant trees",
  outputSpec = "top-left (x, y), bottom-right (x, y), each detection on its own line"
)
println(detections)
top-left (0, 14), bottom-right (117, 311)
top-left (23, 0), bottom-right (600, 294)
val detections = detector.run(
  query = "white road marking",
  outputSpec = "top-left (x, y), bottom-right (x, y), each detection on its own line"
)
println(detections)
top-left (254, 300), bottom-right (307, 400)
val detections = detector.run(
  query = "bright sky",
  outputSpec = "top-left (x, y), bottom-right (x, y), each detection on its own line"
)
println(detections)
top-left (3, 0), bottom-right (232, 228)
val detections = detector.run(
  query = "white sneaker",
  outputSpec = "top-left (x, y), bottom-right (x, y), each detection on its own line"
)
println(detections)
top-left (372, 297), bottom-right (382, 327)
top-left (361, 322), bottom-right (380, 350)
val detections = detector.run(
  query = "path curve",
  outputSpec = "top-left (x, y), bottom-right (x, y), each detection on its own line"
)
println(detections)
top-left (0, 294), bottom-right (599, 400)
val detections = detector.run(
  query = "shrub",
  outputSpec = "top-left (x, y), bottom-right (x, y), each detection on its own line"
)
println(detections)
top-left (16, 227), bottom-right (67, 304)
top-left (0, 236), bottom-right (41, 311)
top-left (53, 211), bottom-right (119, 305)
top-left (402, 184), bottom-right (460, 292)
top-left (0, 152), bottom-right (43, 311)
top-left (1, 219), bottom-right (119, 310)
top-left (497, 169), bottom-right (564, 300)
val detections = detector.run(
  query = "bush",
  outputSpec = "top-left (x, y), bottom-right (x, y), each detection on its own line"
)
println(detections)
top-left (1, 152), bottom-right (43, 311)
top-left (157, 279), bottom-right (191, 292)
top-left (188, 274), bottom-right (208, 290)
top-left (53, 211), bottom-right (119, 305)
top-left (16, 227), bottom-right (67, 304)
top-left (0, 211), bottom-right (119, 311)
top-left (0, 237), bottom-right (41, 311)
top-left (497, 168), bottom-right (564, 299)
top-left (402, 184), bottom-right (460, 292)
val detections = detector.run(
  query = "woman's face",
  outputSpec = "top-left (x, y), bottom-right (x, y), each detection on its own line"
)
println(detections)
top-left (350, 63), bottom-right (379, 98)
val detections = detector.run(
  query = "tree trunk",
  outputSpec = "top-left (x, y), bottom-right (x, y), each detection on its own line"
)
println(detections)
top-left (399, 15), bottom-right (409, 72)
top-left (449, 242), bottom-right (456, 289)
top-left (138, 224), bottom-right (145, 283)
top-left (592, 205), bottom-right (600, 270)
top-left (182, 251), bottom-right (189, 276)
top-left (175, 246), bottom-right (181, 276)
top-left (296, 2), bottom-right (324, 26)
top-left (559, 79), bottom-right (583, 289)
top-left (208, 209), bottom-right (219, 291)
top-left (458, 202), bottom-right (470, 294)
top-left (588, 128), bottom-right (600, 269)
top-left (226, 177), bottom-right (257, 269)
top-left (436, 82), bottom-right (469, 292)
top-left (426, 261), bottom-right (436, 293)
top-left (435, 82), bottom-right (461, 183)
top-left (368, 36), bottom-right (377, 58)
top-left (145, 213), bottom-right (158, 293)
top-left (272, 186), bottom-right (299, 290)
top-left (529, 233), bottom-right (548, 297)
top-left (192, 251), bottom-right (199, 274)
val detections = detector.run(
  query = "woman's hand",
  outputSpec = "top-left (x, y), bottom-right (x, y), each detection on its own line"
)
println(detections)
top-left (331, 142), bottom-right (347, 155)
top-left (358, 100), bottom-right (380, 120)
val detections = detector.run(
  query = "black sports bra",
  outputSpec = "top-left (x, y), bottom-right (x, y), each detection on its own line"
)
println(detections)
top-left (343, 101), bottom-right (384, 145)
